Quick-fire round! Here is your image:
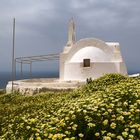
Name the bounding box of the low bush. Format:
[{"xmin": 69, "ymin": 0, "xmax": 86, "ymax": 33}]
[
  {"xmin": 0, "ymin": 74, "xmax": 140, "ymax": 140},
  {"xmin": 0, "ymin": 89, "xmax": 5, "ymax": 95}
]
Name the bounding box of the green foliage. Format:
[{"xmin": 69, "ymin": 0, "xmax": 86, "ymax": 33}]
[
  {"xmin": 0, "ymin": 74, "xmax": 140, "ymax": 140},
  {"xmin": 0, "ymin": 89, "xmax": 5, "ymax": 95}
]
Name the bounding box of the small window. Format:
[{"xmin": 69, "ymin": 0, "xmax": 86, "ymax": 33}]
[{"xmin": 83, "ymin": 59, "xmax": 90, "ymax": 67}]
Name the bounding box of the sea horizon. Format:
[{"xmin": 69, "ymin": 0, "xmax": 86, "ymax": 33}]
[
  {"xmin": 0, "ymin": 70, "xmax": 139, "ymax": 89},
  {"xmin": 0, "ymin": 71, "xmax": 59, "ymax": 89}
]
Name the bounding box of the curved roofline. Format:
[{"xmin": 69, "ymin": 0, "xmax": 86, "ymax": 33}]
[
  {"xmin": 75, "ymin": 37, "xmax": 107, "ymax": 45},
  {"xmin": 65, "ymin": 37, "xmax": 114, "ymax": 62}
]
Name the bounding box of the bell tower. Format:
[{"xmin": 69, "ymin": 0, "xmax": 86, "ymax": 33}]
[{"xmin": 66, "ymin": 18, "xmax": 76, "ymax": 47}]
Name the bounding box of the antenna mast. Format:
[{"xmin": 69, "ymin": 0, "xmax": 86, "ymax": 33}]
[{"xmin": 12, "ymin": 18, "xmax": 15, "ymax": 93}]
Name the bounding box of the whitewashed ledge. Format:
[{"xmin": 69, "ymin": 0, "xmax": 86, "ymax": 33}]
[
  {"xmin": 129, "ymin": 73, "xmax": 140, "ymax": 78},
  {"xmin": 6, "ymin": 78, "xmax": 85, "ymax": 95}
]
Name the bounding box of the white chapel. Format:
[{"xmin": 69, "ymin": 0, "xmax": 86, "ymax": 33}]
[{"xmin": 59, "ymin": 18, "xmax": 127, "ymax": 81}]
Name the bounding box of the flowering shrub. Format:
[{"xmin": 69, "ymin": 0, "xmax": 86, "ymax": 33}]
[{"xmin": 0, "ymin": 74, "xmax": 140, "ymax": 140}]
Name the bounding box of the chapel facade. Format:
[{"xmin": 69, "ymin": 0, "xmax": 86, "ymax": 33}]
[{"xmin": 59, "ymin": 19, "xmax": 127, "ymax": 81}]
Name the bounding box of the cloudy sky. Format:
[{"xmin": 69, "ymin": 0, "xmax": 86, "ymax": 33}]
[{"xmin": 0, "ymin": 0, "xmax": 140, "ymax": 73}]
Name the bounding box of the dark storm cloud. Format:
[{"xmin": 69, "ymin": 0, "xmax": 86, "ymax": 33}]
[{"xmin": 0, "ymin": 0, "xmax": 140, "ymax": 73}]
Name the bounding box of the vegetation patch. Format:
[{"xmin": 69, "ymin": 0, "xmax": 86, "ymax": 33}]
[
  {"xmin": 0, "ymin": 74, "xmax": 140, "ymax": 140},
  {"xmin": 0, "ymin": 89, "xmax": 5, "ymax": 95}
]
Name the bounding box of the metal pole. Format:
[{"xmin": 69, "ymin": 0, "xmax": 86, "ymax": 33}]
[
  {"xmin": 15, "ymin": 59, "xmax": 16, "ymax": 80},
  {"xmin": 12, "ymin": 18, "xmax": 15, "ymax": 93}
]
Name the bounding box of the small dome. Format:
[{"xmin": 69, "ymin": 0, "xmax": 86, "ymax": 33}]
[{"xmin": 70, "ymin": 46, "xmax": 111, "ymax": 62}]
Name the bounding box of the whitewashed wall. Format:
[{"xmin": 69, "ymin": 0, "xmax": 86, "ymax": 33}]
[
  {"xmin": 60, "ymin": 38, "xmax": 127, "ymax": 81},
  {"xmin": 63, "ymin": 62, "xmax": 127, "ymax": 81}
]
